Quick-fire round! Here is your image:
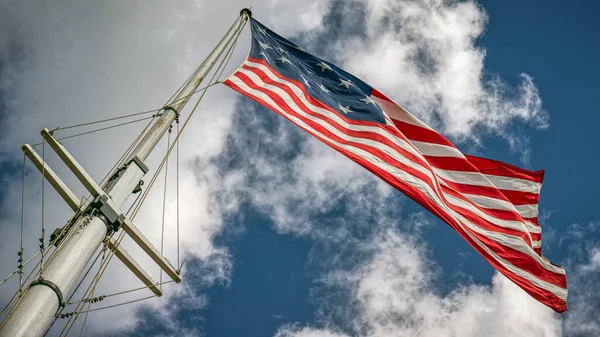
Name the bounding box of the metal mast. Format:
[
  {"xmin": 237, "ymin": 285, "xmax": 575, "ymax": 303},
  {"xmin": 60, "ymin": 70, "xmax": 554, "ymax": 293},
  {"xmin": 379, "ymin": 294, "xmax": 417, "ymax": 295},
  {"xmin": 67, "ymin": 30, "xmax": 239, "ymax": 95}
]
[{"xmin": 0, "ymin": 9, "xmax": 251, "ymax": 337}]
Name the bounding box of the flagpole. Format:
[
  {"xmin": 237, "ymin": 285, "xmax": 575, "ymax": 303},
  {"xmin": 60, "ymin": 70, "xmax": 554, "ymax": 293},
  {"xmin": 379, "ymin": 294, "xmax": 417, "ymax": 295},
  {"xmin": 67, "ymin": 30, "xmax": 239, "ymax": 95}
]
[{"xmin": 0, "ymin": 9, "xmax": 251, "ymax": 337}]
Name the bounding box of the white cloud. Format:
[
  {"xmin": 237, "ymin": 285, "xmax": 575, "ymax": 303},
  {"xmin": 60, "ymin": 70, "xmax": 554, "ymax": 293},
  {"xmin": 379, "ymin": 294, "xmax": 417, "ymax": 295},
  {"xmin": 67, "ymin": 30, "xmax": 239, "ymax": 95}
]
[
  {"xmin": 561, "ymin": 244, "xmax": 600, "ymax": 336},
  {"xmin": 332, "ymin": 0, "xmax": 546, "ymax": 153},
  {"xmin": 277, "ymin": 229, "xmax": 563, "ymax": 337}
]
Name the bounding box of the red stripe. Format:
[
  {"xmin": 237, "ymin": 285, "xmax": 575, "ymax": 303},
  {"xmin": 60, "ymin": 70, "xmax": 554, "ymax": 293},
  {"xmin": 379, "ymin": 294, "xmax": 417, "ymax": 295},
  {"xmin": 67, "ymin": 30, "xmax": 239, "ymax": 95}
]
[
  {"xmin": 393, "ymin": 119, "xmax": 455, "ymax": 147},
  {"xmin": 526, "ymin": 217, "xmax": 540, "ymax": 226},
  {"xmin": 500, "ymin": 189, "xmax": 540, "ymax": 206},
  {"xmin": 466, "ymin": 155, "xmax": 545, "ymax": 183}
]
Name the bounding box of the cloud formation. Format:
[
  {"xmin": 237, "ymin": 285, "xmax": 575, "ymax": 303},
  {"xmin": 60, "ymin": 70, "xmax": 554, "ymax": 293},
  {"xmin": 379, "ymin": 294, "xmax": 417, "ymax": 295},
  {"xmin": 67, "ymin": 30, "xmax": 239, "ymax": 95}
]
[
  {"xmin": 312, "ymin": 0, "xmax": 546, "ymax": 158},
  {"xmin": 0, "ymin": 0, "xmax": 591, "ymax": 336},
  {"xmin": 276, "ymin": 229, "xmax": 565, "ymax": 337}
]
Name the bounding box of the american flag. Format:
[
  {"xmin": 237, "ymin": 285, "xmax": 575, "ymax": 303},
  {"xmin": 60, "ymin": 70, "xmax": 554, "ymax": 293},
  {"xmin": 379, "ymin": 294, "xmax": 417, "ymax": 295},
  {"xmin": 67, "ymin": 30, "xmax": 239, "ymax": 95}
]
[{"xmin": 223, "ymin": 18, "xmax": 567, "ymax": 312}]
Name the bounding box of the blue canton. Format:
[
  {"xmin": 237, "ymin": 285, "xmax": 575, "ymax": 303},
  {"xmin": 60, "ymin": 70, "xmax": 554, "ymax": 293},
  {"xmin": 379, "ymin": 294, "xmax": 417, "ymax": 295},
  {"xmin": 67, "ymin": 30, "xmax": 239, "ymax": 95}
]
[{"xmin": 248, "ymin": 18, "xmax": 387, "ymax": 125}]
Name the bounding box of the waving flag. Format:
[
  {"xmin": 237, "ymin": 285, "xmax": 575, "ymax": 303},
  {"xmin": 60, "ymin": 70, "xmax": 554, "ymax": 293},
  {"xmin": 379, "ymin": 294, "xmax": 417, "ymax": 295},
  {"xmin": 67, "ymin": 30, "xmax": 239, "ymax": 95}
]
[{"xmin": 224, "ymin": 18, "xmax": 567, "ymax": 312}]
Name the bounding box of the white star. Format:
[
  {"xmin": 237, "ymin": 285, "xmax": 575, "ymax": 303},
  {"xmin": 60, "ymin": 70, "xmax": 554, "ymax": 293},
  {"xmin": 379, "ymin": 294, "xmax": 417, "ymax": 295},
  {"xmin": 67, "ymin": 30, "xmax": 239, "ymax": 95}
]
[
  {"xmin": 277, "ymin": 47, "xmax": 290, "ymax": 56},
  {"xmin": 259, "ymin": 52, "xmax": 271, "ymax": 64},
  {"xmin": 259, "ymin": 42, "xmax": 272, "ymax": 50},
  {"xmin": 257, "ymin": 26, "xmax": 268, "ymax": 36},
  {"xmin": 300, "ymin": 75, "xmax": 311, "ymax": 88},
  {"xmin": 338, "ymin": 79, "xmax": 354, "ymax": 89},
  {"xmin": 337, "ymin": 104, "xmax": 352, "ymax": 114},
  {"xmin": 277, "ymin": 56, "xmax": 292, "ymax": 64},
  {"xmin": 359, "ymin": 96, "xmax": 376, "ymax": 105},
  {"xmin": 316, "ymin": 62, "xmax": 332, "ymax": 72},
  {"xmin": 318, "ymin": 83, "xmax": 330, "ymax": 94}
]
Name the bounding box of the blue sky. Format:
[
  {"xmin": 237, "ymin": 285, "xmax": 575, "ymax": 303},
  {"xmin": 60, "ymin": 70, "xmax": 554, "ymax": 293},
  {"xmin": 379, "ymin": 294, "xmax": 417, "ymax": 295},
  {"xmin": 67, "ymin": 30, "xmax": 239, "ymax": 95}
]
[{"xmin": 1, "ymin": 1, "xmax": 599, "ymax": 336}]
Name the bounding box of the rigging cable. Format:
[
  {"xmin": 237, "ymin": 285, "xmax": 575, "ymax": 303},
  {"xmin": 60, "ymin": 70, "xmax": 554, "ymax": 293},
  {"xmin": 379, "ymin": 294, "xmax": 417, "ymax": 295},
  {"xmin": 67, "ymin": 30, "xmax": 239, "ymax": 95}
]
[
  {"xmin": 52, "ymin": 108, "xmax": 161, "ymax": 132},
  {"xmin": 77, "ymin": 249, "xmax": 106, "ymax": 337},
  {"xmin": 1, "ymin": 199, "xmax": 89, "ymax": 323},
  {"xmin": 2, "ymin": 196, "xmax": 94, "ymax": 328},
  {"xmin": 18, "ymin": 154, "xmax": 25, "ymax": 294},
  {"xmin": 160, "ymin": 129, "xmax": 171, "ymax": 289},
  {"xmin": 0, "ymin": 252, "xmax": 40, "ymax": 288},
  {"xmin": 54, "ymin": 115, "xmax": 157, "ymax": 142},
  {"xmin": 176, "ymin": 120, "xmax": 181, "ymax": 270},
  {"xmin": 100, "ymin": 113, "xmax": 159, "ymax": 188},
  {"xmin": 58, "ymin": 248, "xmax": 106, "ymax": 337},
  {"xmin": 66, "ymin": 280, "xmax": 174, "ymax": 306},
  {"xmin": 39, "ymin": 138, "xmax": 46, "ymax": 275}
]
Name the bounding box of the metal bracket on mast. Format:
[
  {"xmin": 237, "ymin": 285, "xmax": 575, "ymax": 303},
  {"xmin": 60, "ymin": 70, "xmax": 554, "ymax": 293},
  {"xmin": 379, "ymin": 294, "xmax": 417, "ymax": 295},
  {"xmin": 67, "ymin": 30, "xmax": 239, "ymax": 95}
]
[{"xmin": 22, "ymin": 143, "xmax": 164, "ymax": 295}]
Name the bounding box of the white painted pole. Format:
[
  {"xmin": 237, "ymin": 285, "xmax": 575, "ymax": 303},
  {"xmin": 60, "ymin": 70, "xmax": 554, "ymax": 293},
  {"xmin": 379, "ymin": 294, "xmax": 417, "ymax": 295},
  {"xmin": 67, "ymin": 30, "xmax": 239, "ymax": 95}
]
[{"xmin": 0, "ymin": 9, "xmax": 251, "ymax": 337}]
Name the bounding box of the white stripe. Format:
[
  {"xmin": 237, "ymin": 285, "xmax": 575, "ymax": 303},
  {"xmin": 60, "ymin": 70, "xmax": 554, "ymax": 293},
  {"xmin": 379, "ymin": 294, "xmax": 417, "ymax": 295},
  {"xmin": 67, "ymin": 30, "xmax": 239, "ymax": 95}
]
[
  {"xmin": 410, "ymin": 141, "xmax": 465, "ymax": 158},
  {"xmin": 484, "ymin": 175, "xmax": 542, "ymax": 194},
  {"xmin": 525, "ymin": 220, "xmax": 540, "ymax": 232},
  {"xmin": 515, "ymin": 204, "xmax": 539, "ymax": 219},
  {"xmin": 533, "ymin": 240, "xmax": 542, "ymax": 249},
  {"xmin": 435, "ymin": 168, "xmax": 541, "ymax": 194},
  {"xmin": 462, "ymin": 193, "xmax": 516, "ymax": 212},
  {"xmin": 434, "ymin": 168, "xmax": 496, "ymax": 188},
  {"xmin": 371, "ymin": 96, "xmax": 432, "ymax": 130},
  {"xmin": 229, "ymin": 71, "xmax": 565, "ymax": 281}
]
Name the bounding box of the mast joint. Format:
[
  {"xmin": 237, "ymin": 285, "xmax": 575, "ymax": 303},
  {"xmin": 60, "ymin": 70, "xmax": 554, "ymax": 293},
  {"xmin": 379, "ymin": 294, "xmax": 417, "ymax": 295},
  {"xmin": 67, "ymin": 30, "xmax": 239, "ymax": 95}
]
[
  {"xmin": 162, "ymin": 105, "xmax": 179, "ymax": 121},
  {"xmin": 29, "ymin": 278, "xmax": 65, "ymax": 308},
  {"xmin": 240, "ymin": 8, "xmax": 252, "ymax": 17},
  {"xmin": 88, "ymin": 195, "xmax": 125, "ymax": 232}
]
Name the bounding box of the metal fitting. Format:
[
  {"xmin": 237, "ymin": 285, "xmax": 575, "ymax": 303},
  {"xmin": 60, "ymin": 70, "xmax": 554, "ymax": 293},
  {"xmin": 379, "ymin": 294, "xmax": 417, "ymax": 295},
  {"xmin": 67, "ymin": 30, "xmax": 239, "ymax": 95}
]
[
  {"xmin": 30, "ymin": 278, "xmax": 65, "ymax": 308},
  {"xmin": 240, "ymin": 8, "xmax": 252, "ymax": 17}
]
